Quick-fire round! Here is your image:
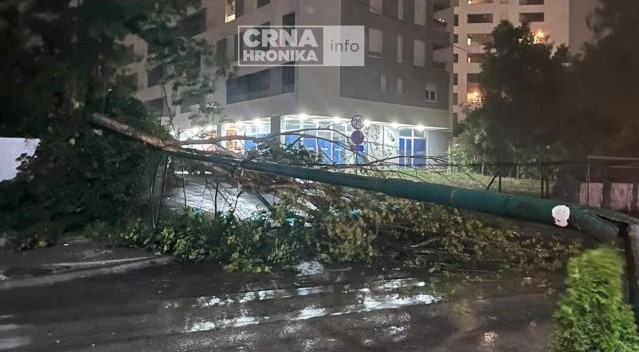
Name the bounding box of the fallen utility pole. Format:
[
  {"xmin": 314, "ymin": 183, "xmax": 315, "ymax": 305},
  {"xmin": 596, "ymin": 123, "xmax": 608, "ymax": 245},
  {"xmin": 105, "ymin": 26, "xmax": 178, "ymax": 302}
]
[{"xmin": 92, "ymin": 114, "xmax": 639, "ymax": 315}]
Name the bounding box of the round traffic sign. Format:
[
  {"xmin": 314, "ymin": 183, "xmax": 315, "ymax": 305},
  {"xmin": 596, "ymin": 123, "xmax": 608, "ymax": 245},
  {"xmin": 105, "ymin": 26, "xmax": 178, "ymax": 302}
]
[
  {"xmin": 351, "ymin": 114, "xmax": 365, "ymax": 130},
  {"xmin": 351, "ymin": 130, "xmax": 365, "ymax": 145}
]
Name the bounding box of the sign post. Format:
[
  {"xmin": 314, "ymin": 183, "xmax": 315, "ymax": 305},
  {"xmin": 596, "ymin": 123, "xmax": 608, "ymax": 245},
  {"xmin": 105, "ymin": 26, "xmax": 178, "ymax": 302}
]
[{"xmin": 350, "ymin": 114, "xmax": 365, "ymax": 174}]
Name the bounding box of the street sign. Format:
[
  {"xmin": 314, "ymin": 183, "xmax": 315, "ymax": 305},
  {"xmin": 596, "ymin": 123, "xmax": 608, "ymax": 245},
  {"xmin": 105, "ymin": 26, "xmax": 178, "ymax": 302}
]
[
  {"xmin": 349, "ymin": 144, "xmax": 365, "ymax": 152},
  {"xmin": 351, "ymin": 114, "xmax": 364, "ymax": 130},
  {"xmin": 350, "ymin": 130, "xmax": 365, "ymax": 145}
]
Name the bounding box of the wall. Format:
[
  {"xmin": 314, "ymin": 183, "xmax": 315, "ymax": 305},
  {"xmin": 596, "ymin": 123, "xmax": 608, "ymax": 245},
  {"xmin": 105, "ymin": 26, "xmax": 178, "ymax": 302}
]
[{"xmin": 579, "ymin": 183, "xmax": 639, "ymax": 215}]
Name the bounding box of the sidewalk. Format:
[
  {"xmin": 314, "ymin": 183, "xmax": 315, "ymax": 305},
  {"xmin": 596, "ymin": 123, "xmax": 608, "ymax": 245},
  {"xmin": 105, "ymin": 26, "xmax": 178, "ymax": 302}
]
[{"xmin": 0, "ymin": 236, "xmax": 173, "ymax": 290}]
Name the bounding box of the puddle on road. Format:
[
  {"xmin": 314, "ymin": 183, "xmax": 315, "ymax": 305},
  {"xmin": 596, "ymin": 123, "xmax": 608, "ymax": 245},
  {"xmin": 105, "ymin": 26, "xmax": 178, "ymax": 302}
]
[
  {"xmin": 184, "ymin": 277, "xmax": 441, "ymax": 333},
  {"xmin": 0, "ymin": 322, "xmax": 33, "ymax": 351}
]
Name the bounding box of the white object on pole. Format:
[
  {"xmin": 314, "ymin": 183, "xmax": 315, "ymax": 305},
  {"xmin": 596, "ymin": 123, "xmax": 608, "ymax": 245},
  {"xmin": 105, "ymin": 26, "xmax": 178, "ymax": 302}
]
[{"xmin": 552, "ymin": 205, "xmax": 571, "ymax": 228}]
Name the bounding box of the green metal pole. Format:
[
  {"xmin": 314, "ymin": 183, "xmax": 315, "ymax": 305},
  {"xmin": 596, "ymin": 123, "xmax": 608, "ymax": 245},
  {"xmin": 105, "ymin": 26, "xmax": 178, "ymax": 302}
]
[
  {"xmin": 168, "ymin": 149, "xmax": 629, "ymax": 242},
  {"xmin": 158, "ymin": 147, "xmax": 639, "ymax": 316}
]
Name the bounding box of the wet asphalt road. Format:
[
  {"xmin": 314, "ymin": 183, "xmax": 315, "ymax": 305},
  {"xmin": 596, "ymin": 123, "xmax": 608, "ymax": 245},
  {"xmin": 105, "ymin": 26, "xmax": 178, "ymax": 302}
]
[{"xmin": 0, "ymin": 262, "xmax": 559, "ymax": 351}]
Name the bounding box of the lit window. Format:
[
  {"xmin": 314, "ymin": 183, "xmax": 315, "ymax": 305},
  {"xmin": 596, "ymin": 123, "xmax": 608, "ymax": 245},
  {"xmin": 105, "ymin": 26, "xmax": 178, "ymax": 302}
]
[
  {"xmin": 467, "ymin": 91, "xmax": 481, "ymax": 103},
  {"xmin": 225, "ymin": 0, "xmax": 236, "ymax": 22},
  {"xmin": 467, "ymin": 53, "xmax": 485, "ymax": 63},
  {"xmin": 467, "ymin": 33, "xmax": 491, "ymax": 46},
  {"xmin": 533, "ymin": 30, "xmax": 547, "ymax": 44}
]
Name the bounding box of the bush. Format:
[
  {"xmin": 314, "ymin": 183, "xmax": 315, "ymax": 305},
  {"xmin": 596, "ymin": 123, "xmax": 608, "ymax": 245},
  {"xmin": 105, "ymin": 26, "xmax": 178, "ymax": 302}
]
[
  {"xmin": 0, "ymin": 93, "xmax": 167, "ymax": 245},
  {"xmin": 552, "ymin": 247, "xmax": 639, "ymax": 352},
  {"xmin": 116, "ymin": 208, "xmax": 310, "ymax": 272}
]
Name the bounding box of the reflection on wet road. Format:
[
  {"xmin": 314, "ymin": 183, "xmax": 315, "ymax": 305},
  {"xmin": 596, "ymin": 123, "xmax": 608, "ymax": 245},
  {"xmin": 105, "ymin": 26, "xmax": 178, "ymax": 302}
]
[{"xmin": 0, "ymin": 262, "xmax": 559, "ymax": 351}]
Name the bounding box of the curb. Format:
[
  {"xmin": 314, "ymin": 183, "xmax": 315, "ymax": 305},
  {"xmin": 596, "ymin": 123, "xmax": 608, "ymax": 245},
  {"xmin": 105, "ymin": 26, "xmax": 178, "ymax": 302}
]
[{"xmin": 0, "ymin": 256, "xmax": 174, "ymax": 291}]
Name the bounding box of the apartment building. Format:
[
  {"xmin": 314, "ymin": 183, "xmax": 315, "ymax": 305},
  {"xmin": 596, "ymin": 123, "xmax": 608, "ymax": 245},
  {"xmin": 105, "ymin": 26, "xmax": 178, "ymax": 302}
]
[
  {"xmin": 123, "ymin": 0, "xmax": 453, "ymax": 166},
  {"xmin": 452, "ymin": 0, "xmax": 598, "ymax": 125}
]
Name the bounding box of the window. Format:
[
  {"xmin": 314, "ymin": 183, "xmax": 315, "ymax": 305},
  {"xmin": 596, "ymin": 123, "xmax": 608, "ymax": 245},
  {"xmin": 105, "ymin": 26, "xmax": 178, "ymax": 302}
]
[
  {"xmin": 454, "ymin": 34, "xmax": 459, "ymax": 43},
  {"xmin": 467, "ymin": 73, "xmax": 481, "ymax": 83},
  {"xmin": 227, "ymin": 69, "xmax": 271, "ymax": 104},
  {"xmin": 257, "ymin": 0, "xmax": 270, "ymax": 8},
  {"xmin": 398, "ymin": 0, "xmax": 404, "ymax": 20},
  {"xmin": 520, "ymin": 12, "xmax": 544, "ymax": 22},
  {"xmin": 179, "ymin": 10, "xmax": 206, "ymax": 37},
  {"xmin": 282, "ymin": 64, "xmax": 295, "ymax": 93},
  {"xmin": 368, "ymin": 28, "xmax": 382, "ymax": 58},
  {"xmin": 145, "ymin": 98, "xmax": 166, "ymax": 117},
  {"xmin": 399, "ymin": 128, "xmax": 427, "ymax": 167},
  {"xmin": 397, "ymin": 35, "xmax": 403, "ymax": 63},
  {"xmin": 397, "ymin": 78, "xmax": 403, "ymax": 94},
  {"xmin": 216, "ymin": 38, "xmax": 227, "ymax": 63},
  {"xmin": 467, "ymin": 33, "xmax": 491, "ymax": 46},
  {"xmin": 236, "ymin": 0, "xmax": 244, "ymax": 17},
  {"xmin": 413, "ymin": 39, "xmax": 425, "ymax": 67},
  {"xmin": 467, "ymin": 53, "xmax": 485, "ymax": 63},
  {"xmin": 453, "ymin": 93, "xmax": 458, "ymax": 105},
  {"xmin": 380, "ymin": 74, "xmax": 387, "ymax": 94},
  {"xmin": 454, "ymin": 15, "xmax": 459, "ymax": 26},
  {"xmin": 180, "ymin": 94, "xmax": 200, "ymax": 114},
  {"xmin": 453, "ymin": 53, "xmax": 458, "ymax": 63},
  {"xmin": 467, "ymin": 89, "xmax": 481, "ymax": 103},
  {"xmin": 520, "ymin": 0, "xmax": 544, "ymax": 4},
  {"xmin": 282, "ymin": 12, "xmax": 295, "ymax": 27},
  {"xmin": 467, "ymin": 14, "xmax": 493, "ymax": 24},
  {"xmin": 414, "ymin": 0, "xmax": 426, "ymax": 25},
  {"xmin": 147, "ymin": 65, "xmax": 164, "ymax": 87},
  {"xmin": 453, "ymin": 73, "xmax": 458, "ymax": 85},
  {"xmin": 370, "ymin": 0, "xmax": 383, "ymax": 14},
  {"xmin": 425, "ymin": 84, "xmax": 437, "ymax": 102},
  {"xmin": 467, "ymin": 0, "xmax": 493, "ymax": 3},
  {"xmin": 225, "ymin": 0, "xmax": 236, "ymax": 22}
]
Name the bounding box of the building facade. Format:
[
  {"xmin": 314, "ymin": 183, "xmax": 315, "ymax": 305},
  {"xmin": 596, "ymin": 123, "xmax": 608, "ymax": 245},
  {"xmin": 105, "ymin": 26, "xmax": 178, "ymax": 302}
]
[
  {"xmin": 123, "ymin": 0, "xmax": 453, "ymax": 166},
  {"xmin": 452, "ymin": 0, "xmax": 598, "ymax": 124}
]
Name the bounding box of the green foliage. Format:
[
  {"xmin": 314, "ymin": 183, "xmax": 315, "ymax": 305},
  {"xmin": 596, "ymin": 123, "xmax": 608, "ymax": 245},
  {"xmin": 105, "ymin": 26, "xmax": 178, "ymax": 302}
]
[
  {"xmin": 325, "ymin": 213, "xmax": 377, "ymax": 262},
  {"xmin": 458, "ymin": 21, "xmax": 569, "ymax": 165},
  {"xmin": 552, "ymin": 248, "xmax": 639, "ymax": 352},
  {"xmin": 0, "ymin": 92, "xmax": 166, "ymax": 241},
  {"xmin": 447, "ymin": 143, "xmax": 474, "ymax": 173},
  {"xmin": 115, "ymin": 208, "xmax": 309, "ymax": 272},
  {"xmin": 110, "ymin": 187, "xmax": 581, "ymax": 274},
  {"xmin": 0, "ymin": 0, "xmax": 222, "ymax": 244}
]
